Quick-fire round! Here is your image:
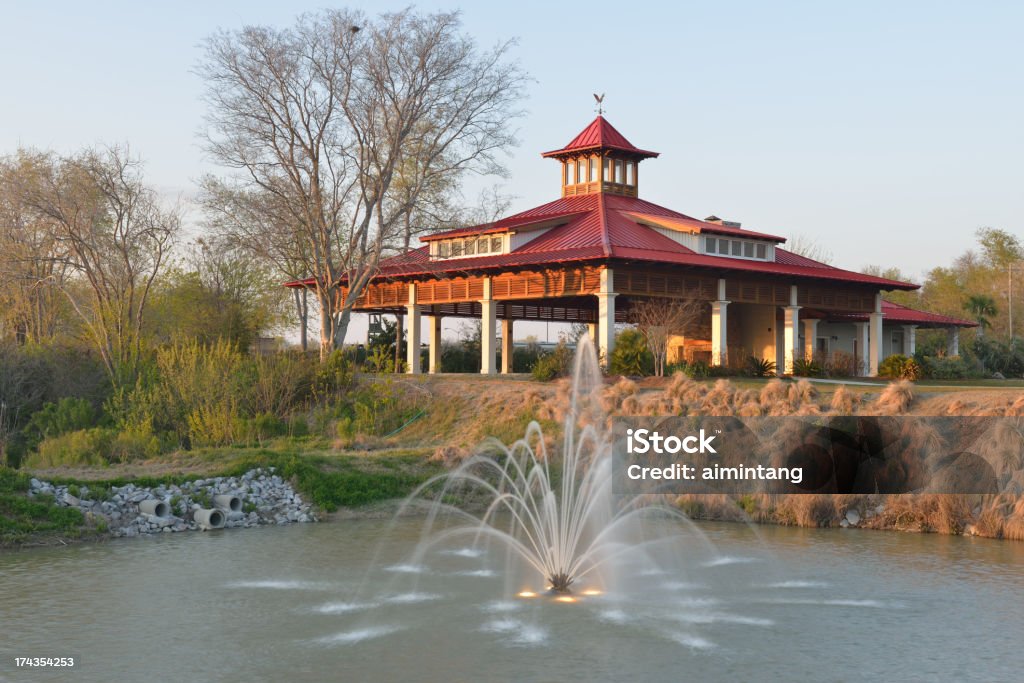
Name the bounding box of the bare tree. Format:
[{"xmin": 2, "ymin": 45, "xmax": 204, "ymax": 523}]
[
  {"xmin": 14, "ymin": 147, "xmax": 180, "ymax": 380},
  {"xmin": 197, "ymin": 8, "xmax": 527, "ymax": 361},
  {"xmin": 199, "ymin": 181, "xmax": 315, "ymax": 350},
  {"xmin": 786, "ymin": 234, "xmax": 834, "ymax": 265},
  {"xmin": 629, "ymin": 297, "xmax": 703, "ymax": 377},
  {"xmin": 0, "ymin": 151, "xmax": 71, "ymax": 343}
]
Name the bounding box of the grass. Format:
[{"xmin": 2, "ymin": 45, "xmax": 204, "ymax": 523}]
[
  {"xmin": 0, "ymin": 467, "xmax": 90, "ymax": 546},
  {"xmin": 3, "ymin": 442, "xmax": 446, "ymax": 546}
]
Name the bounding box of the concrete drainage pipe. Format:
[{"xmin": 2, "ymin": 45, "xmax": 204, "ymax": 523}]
[
  {"xmin": 194, "ymin": 508, "xmax": 225, "ymax": 530},
  {"xmin": 139, "ymin": 499, "xmax": 170, "ymax": 518},
  {"xmin": 213, "ymin": 495, "xmax": 242, "ymax": 513}
]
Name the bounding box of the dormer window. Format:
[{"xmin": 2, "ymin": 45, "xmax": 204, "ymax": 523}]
[
  {"xmin": 704, "ymin": 235, "xmax": 772, "ymax": 261},
  {"xmin": 429, "ymin": 233, "xmax": 508, "ymax": 260}
]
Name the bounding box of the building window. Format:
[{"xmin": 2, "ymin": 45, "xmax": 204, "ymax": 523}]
[
  {"xmin": 478, "ymin": 237, "xmax": 489, "ymax": 253},
  {"xmin": 625, "ymin": 162, "xmax": 634, "ymax": 186},
  {"xmin": 565, "ymin": 161, "xmax": 574, "ymax": 185},
  {"xmin": 491, "ymin": 236, "xmax": 503, "ymax": 253},
  {"xmin": 702, "ymin": 235, "xmax": 771, "ymax": 261},
  {"xmin": 465, "ymin": 238, "xmax": 476, "ymax": 255},
  {"xmin": 438, "ymin": 241, "xmax": 450, "ymax": 258},
  {"xmin": 614, "ymin": 160, "xmax": 624, "ymax": 183},
  {"xmin": 603, "ymin": 158, "xmax": 613, "ymax": 181},
  {"xmin": 451, "ymin": 239, "xmax": 463, "ymax": 257},
  {"xmin": 577, "ymin": 158, "xmax": 587, "ymax": 184},
  {"xmin": 589, "ymin": 156, "xmax": 598, "ymax": 182}
]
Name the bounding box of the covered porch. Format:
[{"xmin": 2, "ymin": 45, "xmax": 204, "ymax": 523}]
[{"xmin": 346, "ymin": 262, "xmax": 903, "ymax": 378}]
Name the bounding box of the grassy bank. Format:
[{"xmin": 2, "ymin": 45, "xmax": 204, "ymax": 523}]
[
  {"xmin": 6, "ymin": 373, "xmax": 1024, "ymax": 548},
  {"xmin": 0, "ymin": 467, "xmax": 94, "ymax": 547},
  {"xmin": 1, "ymin": 446, "xmax": 444, "ymax": 548}
]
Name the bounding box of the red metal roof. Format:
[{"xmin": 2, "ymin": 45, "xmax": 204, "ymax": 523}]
[
  {"xmin": 283, "ymin": 117, "xmax": 921, "ymax": 296},
  {"xmin": 541, "ymin": 116, "xmax": 659, "ymax": 159},
  {"xmin": 283, "ymin": 193, "xmax": 919, "ymax": 292},
  {"xmin": 420, "ymin": 209, "xmax": 587, "ymax": 241},
  {"xmin": 822, "ymin": 301, "xmax": 978, "ymax": 328}
]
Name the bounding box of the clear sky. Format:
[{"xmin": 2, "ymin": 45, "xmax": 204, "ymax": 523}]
[{"xmin": 2, "ymin": 1, "xmax": 1022, "ymax": 344}]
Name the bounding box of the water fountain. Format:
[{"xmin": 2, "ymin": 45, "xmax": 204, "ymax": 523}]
[{"xmin": 398, "ymin": 335, "xmax": 699, "ymax": 598}]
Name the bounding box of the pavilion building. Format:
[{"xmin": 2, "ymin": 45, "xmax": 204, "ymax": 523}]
[{"xmin": 288, "ymin": 115, "xmax": 975, "ymax": 376}]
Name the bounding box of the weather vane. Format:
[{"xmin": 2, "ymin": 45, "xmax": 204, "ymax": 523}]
[{"xmin": 593, "ymin": 93, "xmax": 605, "ymax": 115}]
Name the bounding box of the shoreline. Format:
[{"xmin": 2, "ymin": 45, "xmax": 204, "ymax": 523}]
[{"xmin": 5, "ymin": 489, "xmax": 1022, "ymax": 554}]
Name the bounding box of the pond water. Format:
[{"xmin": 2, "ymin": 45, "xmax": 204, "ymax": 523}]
[{"xmin": 2, "ymin": 519, "xmax": 1022, "ymax": 682}]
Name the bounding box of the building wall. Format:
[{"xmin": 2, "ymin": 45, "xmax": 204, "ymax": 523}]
[{"xmin": 732, "ymin": 303, "xmax": 776, "ymax": 364}]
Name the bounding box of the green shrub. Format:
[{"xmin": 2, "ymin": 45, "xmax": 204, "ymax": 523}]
[
  {"xmin": 349, "ymin": 379, "xmax": 424, "ymax": 436},
  {"xmin": 708, "ymin": 364, "xmax": 739, "ymax": 377},
  {"xmin": 917, "ymin": 355, "xmax": 974, "ymax": 380},
  {"xmin": 665, "ymin": 361, "xmax": 688, "ymax": 376},
  {"xmin": 127, "ymin": 338, "xmax": 252, "ymax": 447},
  {"xmin": 791, "ymin": 358, "xmax": 824, "ymax": 377},
  {"xmin": 745, "ymin": 356, "xmax": 776, "ymax": 377},
  {"xmin": 879, "ymin": 354, "xmax": 921, "ymax": 380},
  {"xmin": 531, "ymin": 343, "xmax": 574, "ymax": 381},
  {"xmin": 512, "ymin": 342, "xmax": 544, "ymax": 373},
  {"xmin": 109, "ymin": 428, "xmax": 163, "ymax": 463},
  {"xmin": 23, "ymin": 397, "xmax": 97, "ymax": 446},
  {"xmin": 314, "ymin": 349, "xmax": 354, "ymax": 399},
  {"xmin": 608, "ymin": 329, "xmax": 654, "ymax": 376},
  {"xmin": 365, "ymin": 345, "xmax": 398, "ymax": 373},
  {"xmin": 971, "ymin": 337, "xmax": 1024, "ymax": 378},
  {"xmin": 251, "ymin": 352, "xmax": 316, "ymax": 415},
  {"xmin": 288, "ymin": 416, "xmax": 310, "ymax": 438},
  {"xmin": 25, "ymin": 429, "xmax": 112, "ymax": 468},
  {"xmin": 683, "ymin": 360, "xmax": 709, "ymax": 379}
]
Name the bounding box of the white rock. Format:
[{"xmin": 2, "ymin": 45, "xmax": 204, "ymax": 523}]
[{"xmin": 845, "ymin": 510, "xmax": 861, "ymax": 525}]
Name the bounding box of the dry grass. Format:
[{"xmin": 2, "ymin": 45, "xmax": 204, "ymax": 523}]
[
  {"xmin": 412, "ymin": 374, "xmax": 1024, "ymax": 542},
  {"xmin": 871, "ymin": 380, "xmax": 915, "ymax": 415},
  {"xmin": 774, "ymin": 495, "xmax": 837, "ymax": 528},
  {"xmin": 829, "ymin": 385, "xmax": 860, "ymax": 414}
]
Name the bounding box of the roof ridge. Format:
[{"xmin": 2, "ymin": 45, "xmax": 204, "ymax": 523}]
[{"xmin": 598, "ymin": 191, "xmax": 612, "ymax": 258}]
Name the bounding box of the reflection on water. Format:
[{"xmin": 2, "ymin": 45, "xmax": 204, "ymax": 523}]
[{"xmin": 1, "ymin": 520, "xmax": 1023, "ymax": 682}]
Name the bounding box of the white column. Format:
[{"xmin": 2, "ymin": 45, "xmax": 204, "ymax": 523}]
[
  {"xmin": 480, "ymin": 277, "xmax": 496, "ymax": 375},
  {"xmin": 902, "ymin": 325, "xmax": 917, "ymax": 356},
  {"xmin": 711, "ymin": 278, "xmax": 729, "ymax": 367},
  {"xmin": 780, "ymin": 285, "xmax": 800, "ymax": 375},
  {"xmin": 868, "ymin": 293, "xmax": 883, "ymax": 377},
  {"xmin": 501, "ymin": 319, "xmax": 514, "ymax": 374},
  {"xmin": 802, "ymin": 318, "xmax": 819, "ymax": 363},
  {"xmin": 853, "ymin": 322, "xmax": 870, "ymax": 376},
  {"xmin": 587, "ymin": 322, "xmax": 598, "ymax": 342},
  {"xmin": 405, "ymin": 284, "xmax": 421, "ymax": 374},
  {"xmin": 947, "ymin": 328, "xmax": 960, "ymax": 356},
  {"xmin": 427, "ymin": 315, "xmax": 442, "ymax": 374},
  {"xmin": 596, "ymin": 268, "xmax": 617, "ymax": 368}
]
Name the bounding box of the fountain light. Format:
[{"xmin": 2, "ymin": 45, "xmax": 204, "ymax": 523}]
[
  {"xmin": 554, "ymin": 596, "xmax": 577, "ymax": 603},
  {"xmin": 517, "ymin": 590, "xmax": 538, "ymax": 598},
  {"xmin": 581, "ymin": 589, "xmax": 603, "ymax": 597}
]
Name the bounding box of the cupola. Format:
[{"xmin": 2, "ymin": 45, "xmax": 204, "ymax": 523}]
[{"xmin": 541, "ymin": 115, "xmax": 659, "ymax": 198}]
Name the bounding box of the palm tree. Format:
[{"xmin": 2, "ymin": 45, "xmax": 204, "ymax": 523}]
[{"xmin": 964, "ymin": 294, "xmax": 998, "ymax": 337}]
